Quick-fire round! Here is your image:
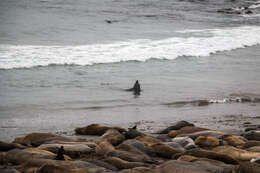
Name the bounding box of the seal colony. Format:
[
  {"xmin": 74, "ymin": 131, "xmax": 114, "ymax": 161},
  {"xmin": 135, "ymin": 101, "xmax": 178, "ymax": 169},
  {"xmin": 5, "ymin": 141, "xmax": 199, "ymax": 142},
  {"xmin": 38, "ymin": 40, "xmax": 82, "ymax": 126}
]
[{"xmin": 1, "ymin": 121, "xmax": 260, "ymax": 173}]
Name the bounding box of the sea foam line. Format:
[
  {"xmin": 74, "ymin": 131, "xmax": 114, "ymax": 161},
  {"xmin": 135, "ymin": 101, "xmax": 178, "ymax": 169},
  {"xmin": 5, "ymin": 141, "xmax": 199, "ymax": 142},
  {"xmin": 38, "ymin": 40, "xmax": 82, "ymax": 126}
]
[{"xmin": 1, "ymin": 26, "xmax": 260, "ymax": 69}]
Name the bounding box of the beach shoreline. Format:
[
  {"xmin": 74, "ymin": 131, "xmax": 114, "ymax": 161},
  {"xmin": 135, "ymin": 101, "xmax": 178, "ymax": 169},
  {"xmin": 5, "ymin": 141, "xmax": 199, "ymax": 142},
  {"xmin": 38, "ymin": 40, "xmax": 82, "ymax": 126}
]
[{"xmin": 1, "ymin": 119, "xmax": 260, "ymax": 173}]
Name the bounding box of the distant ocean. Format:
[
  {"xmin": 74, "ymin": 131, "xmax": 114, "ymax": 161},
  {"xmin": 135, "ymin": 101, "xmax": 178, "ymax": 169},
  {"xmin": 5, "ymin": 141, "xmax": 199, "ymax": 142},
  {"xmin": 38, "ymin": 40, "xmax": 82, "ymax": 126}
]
[{"xmin": 1, "ymin": 0, "xmax": 260, "ymax": 141}]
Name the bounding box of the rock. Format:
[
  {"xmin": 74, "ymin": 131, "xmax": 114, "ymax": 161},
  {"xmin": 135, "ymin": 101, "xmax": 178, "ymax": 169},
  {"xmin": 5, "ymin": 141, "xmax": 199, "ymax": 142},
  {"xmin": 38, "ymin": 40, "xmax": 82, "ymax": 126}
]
[
  {"xmin": 151, "ymin": 143, "xmax": 183, "ymax": 159},
  {"xmin": 13, "ymin": 132, "xmax": 58, "ymax": 146},
  {"xmin": 220, "ymin": 135, "xmax": 246, "ymax": 147},
  {"xmin": 242, "ymin": 131, "xmax": 260, "ymax": 141},
  {"xmin": 184, "ymin": 148, "xmax": 238, "ymax": 165},
  {"xmin": 122, "ymin": 140, "xmax": 157, "ymax": 157},
  {"xmin": 0, "ymin": 165, "xmax": 20, "ymax": 173},
  {"xmin": 237, "ymin": 162, "xmax": 260, "ymax": 173},
  {"xmin": 103, "ymin": 157, "xmax": 147, "ymax": 170},
  {"xmin": 38, "ymin": 143, "xmax": 93, "ymax": 158},
  {"xmin": 135, "ymin": 136, "xmax": 163, "ymax": 147},
  {"xmin": 168, "ymin": 126, "xmax": 208, "ymax": 138},
  {"xmin": 158, "ymin": 121, "xmax": 194, "ymax": 134},
  {"xmin": 178, "ymin": 130, "xmax": 226, "ymax": 140},
  {"xmin": 5, "ymin": 148, "xmax": 70, "ymax": 165},
  {"xmin": 100, "ymin": 129, "xmax": 125, "ymax": 146},
  {"xmin": 171, "ymin": 137, "xmax": 196, "ymax": 150},
  {"xmin": 75, "ymin": 124, "xmax": 126, "ymax": 136},
  {"xmin": 155, "ymin": 160, "xmax": 234, "ymax": 173},
  {"xmin": 213, "ymin": 146, "xmax": 260, "ymax": 161},
  {"xmin": 195, "ymin": 136, "xmax": 220, "ymax": 148}
]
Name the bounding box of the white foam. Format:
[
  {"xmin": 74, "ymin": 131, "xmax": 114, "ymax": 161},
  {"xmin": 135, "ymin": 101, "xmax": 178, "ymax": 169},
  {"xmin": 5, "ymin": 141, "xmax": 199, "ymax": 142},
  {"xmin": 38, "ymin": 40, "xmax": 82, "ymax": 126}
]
[
  {"xmin": 1, "ymin": 26, "xmax": 260, "ymax": 69},
  {"xmin": 249, "ymin": 4, "xmax": 260, "ymax": 9},
  {"xmin": 249, "ymin": 0, "xmax": 260, "ymax": 9}
]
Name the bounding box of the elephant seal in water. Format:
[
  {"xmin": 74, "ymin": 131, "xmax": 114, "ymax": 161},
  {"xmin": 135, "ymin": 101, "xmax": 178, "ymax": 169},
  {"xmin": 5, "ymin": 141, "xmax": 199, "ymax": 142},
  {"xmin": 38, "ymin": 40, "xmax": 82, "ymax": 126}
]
[{"xmin": 125, "ymin": 80, "xmax": 141, "ymax": 95}]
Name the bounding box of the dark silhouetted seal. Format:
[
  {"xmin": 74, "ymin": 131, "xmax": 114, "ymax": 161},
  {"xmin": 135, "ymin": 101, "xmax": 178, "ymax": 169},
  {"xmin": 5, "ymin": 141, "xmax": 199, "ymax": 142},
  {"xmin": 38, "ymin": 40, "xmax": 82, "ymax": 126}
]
[{"xmin": 125, "ymin": 80, "xmax": 141, "ymax": 95}]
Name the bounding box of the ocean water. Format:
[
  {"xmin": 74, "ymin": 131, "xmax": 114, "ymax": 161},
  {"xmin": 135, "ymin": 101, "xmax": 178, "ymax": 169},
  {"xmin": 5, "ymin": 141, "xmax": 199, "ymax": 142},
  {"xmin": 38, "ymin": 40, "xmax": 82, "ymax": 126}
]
[{"xmin": 1, "ymin": 0, "xmax": 260, "ymax": 141}]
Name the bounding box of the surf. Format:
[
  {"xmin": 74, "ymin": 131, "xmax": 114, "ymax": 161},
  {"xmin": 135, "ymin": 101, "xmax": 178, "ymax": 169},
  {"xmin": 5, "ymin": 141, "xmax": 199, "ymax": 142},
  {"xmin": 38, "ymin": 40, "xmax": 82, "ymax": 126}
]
[{"xmin": 1, "ymin": 25, "xmax": 260, "ymax": 69}]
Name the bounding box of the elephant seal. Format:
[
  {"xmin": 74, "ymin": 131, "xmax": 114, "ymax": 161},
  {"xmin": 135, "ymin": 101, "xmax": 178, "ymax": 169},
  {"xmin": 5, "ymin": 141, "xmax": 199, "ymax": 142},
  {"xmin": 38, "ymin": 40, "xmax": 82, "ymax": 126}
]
[
  {"xmin": 124, "ymin": 126, "xmax": 145, "ymax": 140},
  {"xmin": 195, "ymin": 136, "xmax": 220, "ymax": 148},
  {"xmin": 242, "ymin": 130, "xmax": 260, "ymax": 141},
  {"xmin": 75, "ymin": 124, "xmax": 126, "ymax": 136},
  {"xmin": 220, "ymin": 135, "xmax": 246, "ymax": 147},
  {"xmin": 158, "ymin": 121, "xmax": 194, "ymax": 134},
  {"xmin": 151, "ymin": 143, "xmax": 183, "ymax": 159},
  {"xmin": 168, "ymin": 126, "xmax": 208, "ymax": 138},
  {"xmin": 184, "ymin": 148, "xmax": 238, "ymax": 165},
  {"xmin": 102, "ymin": 157, "xmax": 147, "ymax": 170},
  {"xmin": 125, "ymin": 80, "xmax": 141, "ymax": 95},
  {"xmin": 99, "ymin": 129, "xmax": 125, "ymax": 146},
  {"xmin": 171, "ymin": 137, "xmax": 196, "ymax": 150},
  {"xmin": 213, "ymin": 146, "xmax": 260, "ymax": 161}
]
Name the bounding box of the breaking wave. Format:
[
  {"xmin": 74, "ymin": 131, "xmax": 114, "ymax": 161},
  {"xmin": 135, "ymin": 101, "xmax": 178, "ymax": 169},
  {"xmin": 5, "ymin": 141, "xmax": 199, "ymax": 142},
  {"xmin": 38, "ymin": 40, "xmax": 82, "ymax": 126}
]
[{"xmin": 1, "ymin": 26, "xmax": 260, "ymax": 69}]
